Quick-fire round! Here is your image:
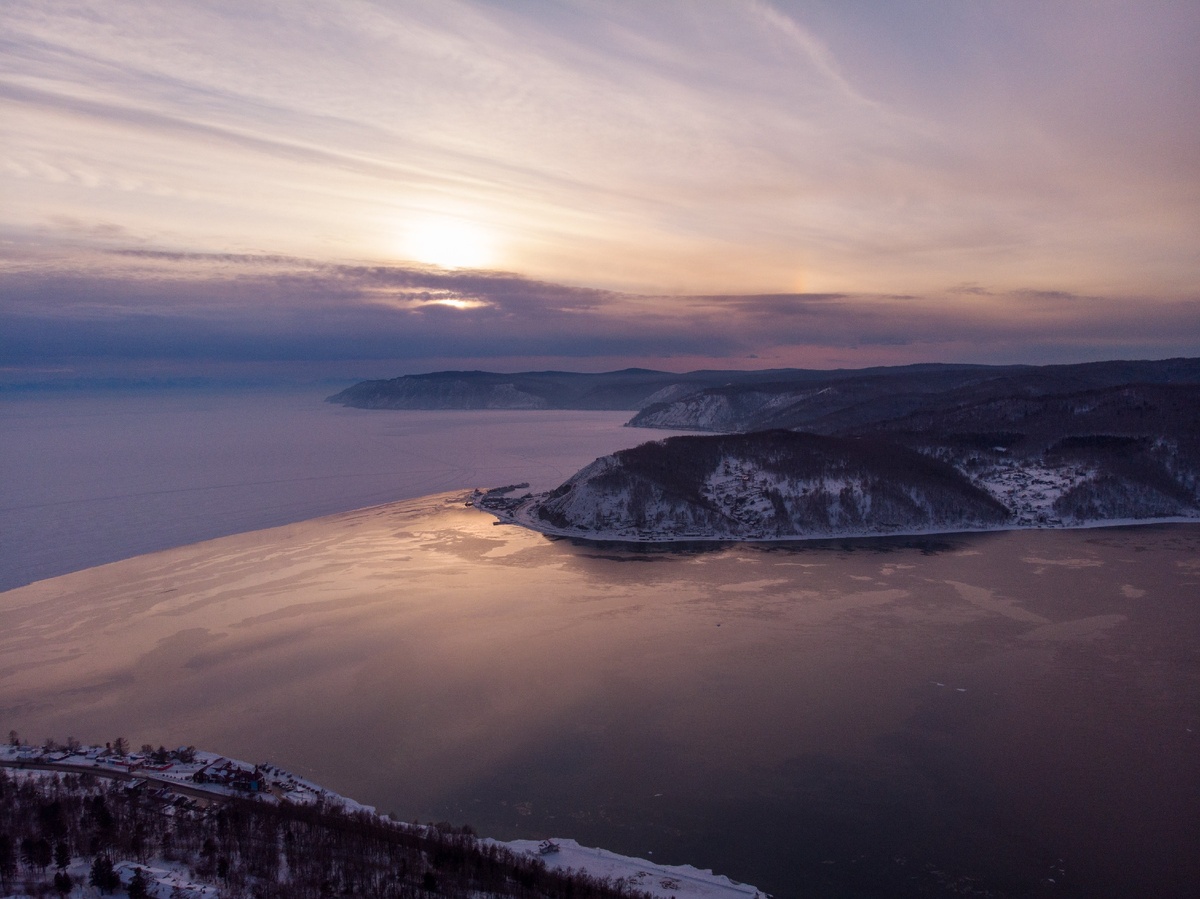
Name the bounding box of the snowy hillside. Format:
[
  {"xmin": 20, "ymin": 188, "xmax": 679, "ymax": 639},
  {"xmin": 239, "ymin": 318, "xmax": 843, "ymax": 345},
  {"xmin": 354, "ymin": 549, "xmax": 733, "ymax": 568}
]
[
  {"xmin": 627, "ymin": 358, "xmax": 1200, "ymax": 433},
  {"xmin": 479, "ymin": 427, "xmax": 1200, "ymax": 542},
  {"xmin": 1, "ymin": 739, "xmax": 763, "ymax": 899},
  {"xmin": 628, "ymin": 387, "xmax": 832, "ymax": 431},
  {"xmin": 481, "ymin": 431, "xmax": 1010, "ymax": 541}
]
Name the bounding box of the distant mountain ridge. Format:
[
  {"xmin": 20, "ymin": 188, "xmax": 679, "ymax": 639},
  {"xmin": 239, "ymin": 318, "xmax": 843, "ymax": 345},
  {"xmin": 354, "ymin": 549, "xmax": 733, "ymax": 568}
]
[
  {"xmin": 627, "ymin": 357, "xmax": 1200, "ymax": 432},
  {"xmin": 326, "ymin": 367, "xmax": 776, "ymax": 410},
  {"xmin": 328, "ymin": 359, "xmax": 1200, "ymax": 431},
  {"xmin": 325, "ymin": 362, "xmax": 1022, "ymax": 411}
]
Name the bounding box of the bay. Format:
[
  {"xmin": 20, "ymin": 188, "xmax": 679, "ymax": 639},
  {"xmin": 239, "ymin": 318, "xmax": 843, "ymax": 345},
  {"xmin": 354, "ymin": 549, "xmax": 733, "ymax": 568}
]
[
  {"xmin": 0, "ymin": 389, "xmax": 686, "ymax": 591},
  {"xmin": 2, "ymin": 493, "xmax": 1197, "ymax": 898}
]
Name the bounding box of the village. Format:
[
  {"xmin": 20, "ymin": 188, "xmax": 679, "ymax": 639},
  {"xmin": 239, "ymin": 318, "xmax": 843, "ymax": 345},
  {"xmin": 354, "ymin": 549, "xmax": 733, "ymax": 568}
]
[{"xmin": 2, "ymin": 737, "xmax": 343, "ymax": 809}]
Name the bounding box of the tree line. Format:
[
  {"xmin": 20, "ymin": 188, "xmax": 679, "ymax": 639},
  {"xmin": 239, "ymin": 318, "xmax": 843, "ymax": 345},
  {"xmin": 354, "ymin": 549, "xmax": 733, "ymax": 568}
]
[{"xmin": 1, "ymin": 743, "xmax": 660, "ymax": 898}]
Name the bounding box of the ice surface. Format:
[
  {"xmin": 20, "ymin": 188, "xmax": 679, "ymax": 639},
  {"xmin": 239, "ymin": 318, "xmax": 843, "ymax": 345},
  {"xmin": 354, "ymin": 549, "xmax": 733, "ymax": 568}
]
[{"xmin": 0, "ymin": 389, "xmax": 687, "ymax": 590}]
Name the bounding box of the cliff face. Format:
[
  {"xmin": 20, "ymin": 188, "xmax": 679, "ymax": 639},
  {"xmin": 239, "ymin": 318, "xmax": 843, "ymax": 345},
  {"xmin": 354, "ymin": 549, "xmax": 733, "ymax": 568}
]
[{"xmin": 525, "ymin": 431, "xmax": 1010, "ymax": 540}]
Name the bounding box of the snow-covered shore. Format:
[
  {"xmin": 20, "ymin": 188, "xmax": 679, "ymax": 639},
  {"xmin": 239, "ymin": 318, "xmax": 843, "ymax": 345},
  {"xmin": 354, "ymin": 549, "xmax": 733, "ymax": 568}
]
[
  {"xmin": 496, "ymin": 839, "xmax": 764, "ymax": 899},
  {"xmin": 0, "ymin": 741, "xmax": 764, "ymax": 899}
]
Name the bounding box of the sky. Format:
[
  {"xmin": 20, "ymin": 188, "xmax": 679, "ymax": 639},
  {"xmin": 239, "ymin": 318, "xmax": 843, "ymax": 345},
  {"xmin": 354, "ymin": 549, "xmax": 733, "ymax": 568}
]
[{"xmin": 2, "ymin": 0, "xmax": 1199, "ymax": 383}]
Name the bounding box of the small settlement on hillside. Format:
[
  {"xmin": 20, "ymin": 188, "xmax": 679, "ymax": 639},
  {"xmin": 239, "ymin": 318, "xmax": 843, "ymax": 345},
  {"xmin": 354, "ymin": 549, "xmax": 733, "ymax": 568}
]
[
  {"xmin": 1, "ymin": 739, "xmax": 765, "ymax": 899},
  {"xmin": 1, "ymin": 740, "xmax": 341, "ymax": 806}
]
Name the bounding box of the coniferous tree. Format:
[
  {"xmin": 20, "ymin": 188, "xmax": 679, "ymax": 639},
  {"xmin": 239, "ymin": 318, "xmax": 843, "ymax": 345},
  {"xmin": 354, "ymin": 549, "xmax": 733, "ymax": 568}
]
[
  {"xmin": 90, "ymin": 855, "xmax": 119, "ymax": 895},
  {"xmin": 40, "ymin": 799, "xmax": 67, "ymax": 840},
  {"xmin": 0, "ymin": 834, "xmax": 14, "ymax": 891},
  {"xmin": 30, "ymin": 836, "xmax": 53, "ymax": 873},
  {"xmin": 127, "ymin": 866, "xmax": 151, "ymax": 899},
  {"xmin": 53, "ymin": 870, "xmax": 73, "ymax": 897}
]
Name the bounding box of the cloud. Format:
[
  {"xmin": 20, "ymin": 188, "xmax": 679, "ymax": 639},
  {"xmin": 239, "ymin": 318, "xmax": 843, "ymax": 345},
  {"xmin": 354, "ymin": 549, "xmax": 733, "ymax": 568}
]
[
  {"xmin": 1, "ymin": 0, "xmax": 1198, "ymax": 381},
  {"xmin": 4, "ymin": 0, "xmax": 1197, "ymax": 298},
  {"xmin": 2, "ymin": 251, "xmax": 1198, "ymax": 379}
]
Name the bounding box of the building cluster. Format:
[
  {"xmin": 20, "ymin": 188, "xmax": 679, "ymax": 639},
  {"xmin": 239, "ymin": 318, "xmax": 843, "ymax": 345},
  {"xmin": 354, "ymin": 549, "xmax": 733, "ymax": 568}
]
[{"xmin": 190, "ymin": 757, "xmax": 266, "ymax": 792}]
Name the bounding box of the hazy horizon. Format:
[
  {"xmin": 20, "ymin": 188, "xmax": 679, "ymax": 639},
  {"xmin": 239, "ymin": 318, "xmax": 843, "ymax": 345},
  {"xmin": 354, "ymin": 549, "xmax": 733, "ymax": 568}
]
[{"xmin": 4, "ymin": 1, "xmax": 1199, "ymax": 383}]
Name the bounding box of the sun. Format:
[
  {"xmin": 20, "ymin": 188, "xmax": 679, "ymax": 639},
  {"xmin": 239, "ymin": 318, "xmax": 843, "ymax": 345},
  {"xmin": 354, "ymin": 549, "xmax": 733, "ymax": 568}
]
[{"xmin": 402, "ymin": 217, "xmax": 495, "ymax": 269}]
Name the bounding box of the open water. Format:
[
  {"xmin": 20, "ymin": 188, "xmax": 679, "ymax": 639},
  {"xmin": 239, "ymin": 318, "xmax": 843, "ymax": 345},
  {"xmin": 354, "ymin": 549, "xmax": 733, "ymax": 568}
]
[{"xmin": 1, "ymin": 393, "xmax": 1198, "ymax": 897}]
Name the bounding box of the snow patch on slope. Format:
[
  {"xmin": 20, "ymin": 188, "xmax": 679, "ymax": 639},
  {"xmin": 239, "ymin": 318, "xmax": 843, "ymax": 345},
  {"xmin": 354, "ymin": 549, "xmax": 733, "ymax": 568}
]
[{"xmin": 495, "ymin": 839, "xmax": 766, "ymax": 899}]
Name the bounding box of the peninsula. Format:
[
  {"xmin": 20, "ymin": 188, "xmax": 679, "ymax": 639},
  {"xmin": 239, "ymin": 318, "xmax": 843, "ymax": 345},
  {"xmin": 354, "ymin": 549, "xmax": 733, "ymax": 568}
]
[{"xmin": 475, "ymin": 380, "xmax": 1200, "ymax": 542}]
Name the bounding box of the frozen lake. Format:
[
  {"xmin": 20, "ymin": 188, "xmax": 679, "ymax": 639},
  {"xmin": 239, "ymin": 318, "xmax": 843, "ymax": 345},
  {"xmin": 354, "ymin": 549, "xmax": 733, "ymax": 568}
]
[{"xmin": 2, "ymin": 390, "xmax": 1198, "ymax": 897}]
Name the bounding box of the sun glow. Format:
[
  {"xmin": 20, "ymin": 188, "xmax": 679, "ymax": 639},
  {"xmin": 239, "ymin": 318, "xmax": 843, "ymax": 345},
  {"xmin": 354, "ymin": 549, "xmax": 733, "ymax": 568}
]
[
  {"xmin": 402, "ymin": 217, "xmax": 495, "ymax": 269},
  {"xmin": 425, "ymin": 297, "xmax": 486, "ymax": 310}
]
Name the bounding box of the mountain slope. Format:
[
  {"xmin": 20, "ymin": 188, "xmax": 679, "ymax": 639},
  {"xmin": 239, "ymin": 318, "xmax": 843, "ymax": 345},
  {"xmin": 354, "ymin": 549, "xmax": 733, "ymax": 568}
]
[
  {"xmin": 326, "ymin": 367, "xmax": 837, "ymax": 411},
  {"xmin": 628, "ymin": 357, "xmax": 1200, "ymax": 432},
  {"xmin": 864, "ymin": 383, "xmax": 1200, "ymax": 524},
  {"xmin": 327, "ymin": 363, "xmax": 1011, "ymax": 412},
  {"xmin": 500, "ymin": 431, "xmax": 1010, "ymax": 541},
  {"xmin": 483, "ymin": 382, "xmax": 1200, "ymax": 541}
]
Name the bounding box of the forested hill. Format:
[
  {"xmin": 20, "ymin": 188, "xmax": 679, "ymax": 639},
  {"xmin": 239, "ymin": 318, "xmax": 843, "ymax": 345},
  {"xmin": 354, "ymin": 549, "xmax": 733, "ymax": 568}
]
[
  {"xmin": 327, "ymin": 358, "xmax": 1200, "ymax": 418},
  {"xmin": 481, "ymin": 382, "xmax": 1200, "ymax": 541},
  {"xmin": 326, "ymin": 368, "xmax": 786, "ymax": 410},
  {"xmin": 490, "ymin": 431, "xmax": 1011, "ymax": 541},
  {"xmin": 0, "ymin": 768, "xmax": 643, "ymax": 898},
  {"xmin": 325, "ymin": 363, "xmax": 1015, "ymax": 411},
  {"xmin": 627, "ymin": 357, "xmax": 1200, "ymax": 432},
  {"xmin": 2, "ymin": 739, "xmax": 760, "ymax": 898}
]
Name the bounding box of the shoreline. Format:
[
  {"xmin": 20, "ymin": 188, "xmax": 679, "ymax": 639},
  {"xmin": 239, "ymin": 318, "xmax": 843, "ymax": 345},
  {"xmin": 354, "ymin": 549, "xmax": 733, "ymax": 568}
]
[
  {"xmin": 6, "ymin": 485, "xmax": 1199, "ymax": 599},
  {"xmin": 1, "ymin": 742, "xmax": 765, "ymax": 898}
]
